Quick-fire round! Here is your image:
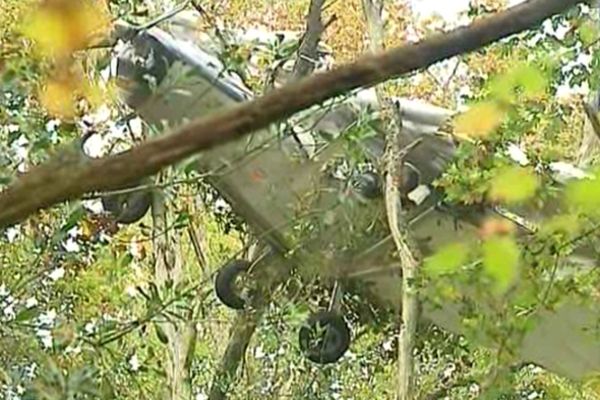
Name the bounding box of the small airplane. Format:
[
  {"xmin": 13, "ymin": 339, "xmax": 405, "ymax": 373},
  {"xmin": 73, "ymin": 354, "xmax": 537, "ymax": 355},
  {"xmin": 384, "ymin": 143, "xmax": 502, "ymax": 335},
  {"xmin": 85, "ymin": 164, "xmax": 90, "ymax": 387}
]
[{"xmin": 102, "ymin": 15, "xmax": 600, "ymax": 380}]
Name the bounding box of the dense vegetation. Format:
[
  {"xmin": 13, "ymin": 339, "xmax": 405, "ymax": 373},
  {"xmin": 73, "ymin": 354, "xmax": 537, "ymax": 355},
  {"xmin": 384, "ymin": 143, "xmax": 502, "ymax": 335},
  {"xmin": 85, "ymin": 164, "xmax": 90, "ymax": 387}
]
[{"xmin": 1, "ymin": 0, "xmax": 600, "ymax": 399}]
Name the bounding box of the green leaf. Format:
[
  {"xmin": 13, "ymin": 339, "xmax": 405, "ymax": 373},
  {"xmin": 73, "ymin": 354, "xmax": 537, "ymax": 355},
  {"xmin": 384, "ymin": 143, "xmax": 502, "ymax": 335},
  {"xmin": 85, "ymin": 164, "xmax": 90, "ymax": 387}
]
[
  {"xmin": 488, "ymin": 74, "xmax": 515, "ymax": 104},
  {"xmin": 50, "ymin": 204, "xmax": 84, "ymax": 246},
  {"xmin": 154, "ymin": 324, "xmax": 169, "ymax": 344},
  {"xmin": 579, "ymin": 20, "xmax": 600, "ymax": 46},
  {"xmin": 119, "ymin": 252, "xmax": 133, "ymax": 267},
  {"xmin": 488, "ymin": 63, "xmax": 547, "ymax": 102},
  {"xmin": 0, "ymin": 175, "xmax": 11, "ymax": 185},
  {"xmin": 540, "ymin": 213, "xmax": 581, "ymax": 237},
  {"xmin": 482, "ymin": 236, "xmax": 520, "ymax": 294},
  {"xmin": 512, "ymin": 64, "xmax": 547, "ymax": 98},
  {"xmin": 488, "ymin": 166, "xmax": 539, "ymax": 204},
  {"xmin": 14, "ymin": 307, "xmax": 40, "ymax": 323},
  {"xmin": 564, "ymin": 173, "xmax": 600, "ymax": 215},
  {"xmin": 424, "ymin": 242, "xmax": 470, "ymax": 276}
]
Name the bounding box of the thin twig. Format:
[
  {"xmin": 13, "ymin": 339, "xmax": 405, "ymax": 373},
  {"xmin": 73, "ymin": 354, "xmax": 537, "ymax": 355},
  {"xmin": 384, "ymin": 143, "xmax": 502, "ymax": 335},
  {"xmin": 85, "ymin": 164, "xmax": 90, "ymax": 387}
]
[
  {"xmin": 442, "ymin": 58, "xmax": 461, "ymax": 91},
  {"xmin": 87, "ymin": 0, "xmax": 192, "ymax": 50}
]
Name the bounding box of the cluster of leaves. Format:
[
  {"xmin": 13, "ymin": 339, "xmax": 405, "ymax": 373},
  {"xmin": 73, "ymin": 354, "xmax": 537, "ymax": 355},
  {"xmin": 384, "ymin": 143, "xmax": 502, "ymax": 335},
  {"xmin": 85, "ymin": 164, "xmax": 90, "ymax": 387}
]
[
  {"xmin": 387, "ymin": 5, "xmax": 600, "ymax": 397},
  {"xmin": 17, "ymin": 0, "xmax": 114, "ymax": 120}
]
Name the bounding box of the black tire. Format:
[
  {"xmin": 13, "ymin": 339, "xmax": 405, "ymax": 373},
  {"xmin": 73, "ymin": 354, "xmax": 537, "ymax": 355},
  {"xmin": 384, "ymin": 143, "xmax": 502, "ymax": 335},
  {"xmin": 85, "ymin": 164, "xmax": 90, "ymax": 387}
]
[
  {"xmin": 399, "ymin": 163, "xmax": 420, "ymax": 194},
  {"xmin": 298, "ymin": 311, "xmax": 351, "ymax": 364},
  {"xmin": 354, "ymin": 171, "xmax": 382, "ymax": 199},
  {"xmin": 115, "ymin": 191, "xmax": 152, "ymax": 224},
  {"xmin": 214, "ymin": 259, "xmax": 251, "ymax": 310},
  {"xmin": 101, "ymin": 194, "xmax": 122, "ymax": 215},
  {"xmin": 101, "ymin": 181, "xmax": 152, "ymax": 224}
]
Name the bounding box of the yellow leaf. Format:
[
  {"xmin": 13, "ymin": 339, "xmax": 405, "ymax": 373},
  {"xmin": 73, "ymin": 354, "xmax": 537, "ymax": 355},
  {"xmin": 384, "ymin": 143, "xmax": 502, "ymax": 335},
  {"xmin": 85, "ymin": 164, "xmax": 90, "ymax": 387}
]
[
  {"xmin": 82, "ymin": 79, "xmax": 106, "ymax": 110},
  {"xmin": 482, "ymin": 236, "xmax": 520, "ymax": 294},
  {"xmin": 488, "ymin": 166, "xmax": 540, "ymax": 204},
  {"xmin": 80, "ymin": 219, "xmax": 93, "ymax": 239},
  {"xmin": 452, "ymin": 101, "xmax": 506, "ymax": 138},
  {"xmin": 424, "ymin": 242, "xmax": 470, "ymax": 276},
  {"xmin": 21, "ymin": 8, "xmax": 71, "ymax": 59},
  {"xmin": 39, "ymin": 79, "xmax": 76, "ymax": 119},
  {"xmin": 20, "ymin": 0, "xmax": 110, "ymax": 59},
  {"xmin": 75, "ymin": 1, "xmax": 111, "ymax": 46}
]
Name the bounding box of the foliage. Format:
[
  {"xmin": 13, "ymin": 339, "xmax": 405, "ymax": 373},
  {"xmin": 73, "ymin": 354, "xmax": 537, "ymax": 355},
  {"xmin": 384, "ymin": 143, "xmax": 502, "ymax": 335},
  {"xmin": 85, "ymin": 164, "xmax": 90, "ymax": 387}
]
[{"xmin": 1, "ymin": 1, "xmax": 600, "ymax": 400}]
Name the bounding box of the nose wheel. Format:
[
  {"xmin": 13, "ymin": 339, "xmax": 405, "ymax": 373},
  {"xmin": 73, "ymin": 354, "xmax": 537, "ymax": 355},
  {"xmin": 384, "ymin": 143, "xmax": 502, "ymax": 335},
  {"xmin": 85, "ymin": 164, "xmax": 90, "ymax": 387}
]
[{"xmin": 353, "ymin": 171, "xmax": 382, "ymax": 199}]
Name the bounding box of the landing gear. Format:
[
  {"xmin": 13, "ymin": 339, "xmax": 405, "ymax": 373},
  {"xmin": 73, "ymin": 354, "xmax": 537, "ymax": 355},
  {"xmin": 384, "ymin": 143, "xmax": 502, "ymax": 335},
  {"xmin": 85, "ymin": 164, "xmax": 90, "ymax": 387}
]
[
  {"xmin": 351, "ymin": 164, "xmax": 421, "ymax": 201},
  {"xmin": 214, "ymin": 257, "xmax": 352, "ymax": 365},
  {"xmin": 101, "ymin": 179, "xmax": 152, "ymax": 224},
  {"xmin": 214, "ymin": 259, "xmax": 251, "ymax": 310},
  {"xmin": 298, "ymin": 310, "xmax": 351, "ymax": 364},
  {"xmin": 353, "ymin": 171, "xmax": 382, "ymax": 199}
]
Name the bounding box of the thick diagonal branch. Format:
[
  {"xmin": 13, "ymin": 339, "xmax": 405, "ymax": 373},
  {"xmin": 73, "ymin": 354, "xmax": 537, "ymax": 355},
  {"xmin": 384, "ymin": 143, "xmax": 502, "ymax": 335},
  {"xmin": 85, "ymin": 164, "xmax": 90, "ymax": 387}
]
[{"xmin": 0, "ymin": 0, "xmax": 583, "ymax": 229}]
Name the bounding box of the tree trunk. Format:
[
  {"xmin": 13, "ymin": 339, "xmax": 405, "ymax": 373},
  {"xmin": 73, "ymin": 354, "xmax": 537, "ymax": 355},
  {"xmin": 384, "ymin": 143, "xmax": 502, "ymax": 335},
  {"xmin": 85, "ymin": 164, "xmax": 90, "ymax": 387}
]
[
  {"xmin": 361, "ymin": 1, "xmax": 423, "ymax": 399},
  {"xmin": 152, "ymin": 174, "xmax": 197, "ymax": 400},
  {"xmin": 577, "ymin": 1, "xmax": 600, "ymax": 168},
  {"xmin": 207, "ymin": 309, "xmax": 263, "ymax": 400}
]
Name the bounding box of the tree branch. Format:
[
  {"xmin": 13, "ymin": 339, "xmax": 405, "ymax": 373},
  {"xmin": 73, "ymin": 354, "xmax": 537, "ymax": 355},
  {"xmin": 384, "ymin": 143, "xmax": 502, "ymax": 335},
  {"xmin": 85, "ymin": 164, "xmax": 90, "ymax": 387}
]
[
  {"xmin": 0, "ymin": 0, "xmax": 583, "ymax": 229},
  {"xmin": 292, "ymin": 0, "xmax": 330, "ymax": 79},
  {"xmin": 362, "ymin": 1, "xmax": 423, "ymax": 398}
]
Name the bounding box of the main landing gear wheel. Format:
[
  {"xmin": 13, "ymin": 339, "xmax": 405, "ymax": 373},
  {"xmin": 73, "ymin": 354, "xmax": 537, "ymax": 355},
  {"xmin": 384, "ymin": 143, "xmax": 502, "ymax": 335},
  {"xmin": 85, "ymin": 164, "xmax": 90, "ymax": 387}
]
[
  {"xmin": 101, "ymin": 180, "xmax": 152, "ymax": 224},
  {"xmin": 214, "ymin": 259, "xmax": 251, "ymax": 310},
  {"xmin": 298, "ymin": 311, "xmax": 351, "ymax": 364}
]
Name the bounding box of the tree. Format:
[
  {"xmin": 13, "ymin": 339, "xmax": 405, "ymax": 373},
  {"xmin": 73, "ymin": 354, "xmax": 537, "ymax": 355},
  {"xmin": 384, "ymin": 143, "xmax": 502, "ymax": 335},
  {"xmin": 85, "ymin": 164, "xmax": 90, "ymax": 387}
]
[{"xmin": 1, "ymin": 0, "xmax": 600, "ymax": 399}]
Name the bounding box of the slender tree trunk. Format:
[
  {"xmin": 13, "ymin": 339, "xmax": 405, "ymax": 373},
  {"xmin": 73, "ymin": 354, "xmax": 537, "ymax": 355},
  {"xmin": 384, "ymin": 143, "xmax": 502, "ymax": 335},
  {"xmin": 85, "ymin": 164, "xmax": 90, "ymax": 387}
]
[
  {"xmin": 361, "ymin": 1, "xmax": 422, "ymax": 399},
  {"xmin": 152, "ymin": 172, "xmax": 197, "ymax": 400},
  {"xmin": 207, "ymin": 308, "xmax": 264, "ymax": 400},
  {"xmin": 207, "ymin": 250, "xmax": 289, "ymax": 400},
  {"xmin": 292, "ymin": 0, "xmax": 327, "ymax": 79},
  {"xmin": 578, "ymin": 2, "xmax": 600, "ymax": 168}
]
